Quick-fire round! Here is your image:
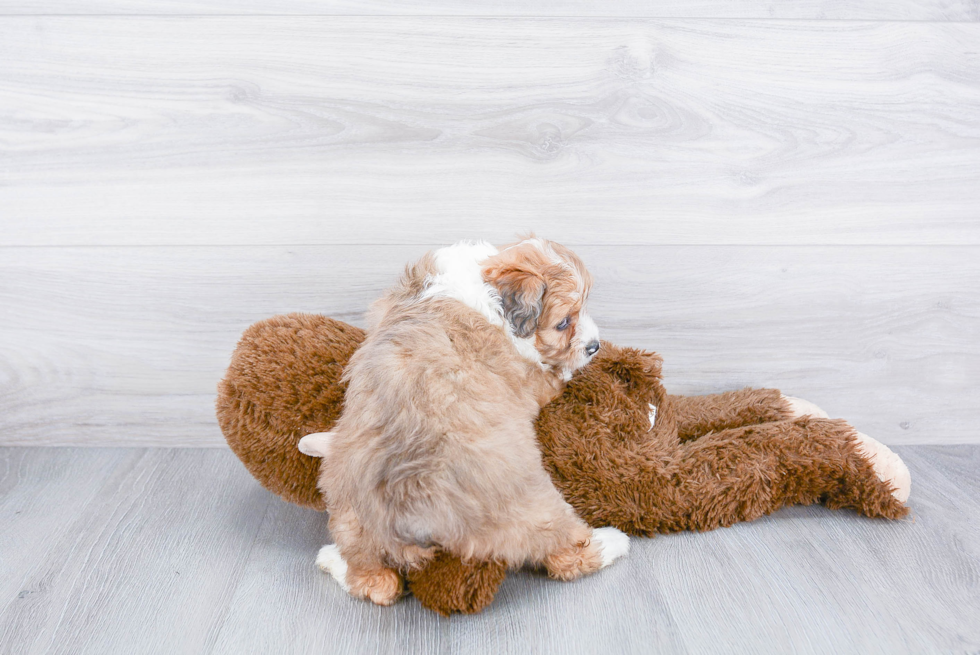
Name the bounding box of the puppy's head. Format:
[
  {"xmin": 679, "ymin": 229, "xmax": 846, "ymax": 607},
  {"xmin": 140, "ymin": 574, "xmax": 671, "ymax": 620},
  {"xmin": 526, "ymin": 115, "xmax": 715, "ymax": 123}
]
[{"xmin": 482, "ymin": 237, "xmax": 599, "ymax": 379}]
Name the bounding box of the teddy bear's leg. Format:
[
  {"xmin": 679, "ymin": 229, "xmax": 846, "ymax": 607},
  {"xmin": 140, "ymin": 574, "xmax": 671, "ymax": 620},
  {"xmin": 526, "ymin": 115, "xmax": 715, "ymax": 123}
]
[
  {"xmin": 320, "ymin": 509, "xmax": 405, "ymax": 606},
  {"xmin": 667, "ymin": 388, "xmax": 795, "ymax": 442},
  {"xmin": 406, "ymin": 551, "xmax": 508, "ymax": 616},
  {"xmin": 668, "ymin": 417, "xmax": 909, "ymax": 532},
  {"xmin": 852, "ymin": 431, "xmax": 911, "ymax": 503}
]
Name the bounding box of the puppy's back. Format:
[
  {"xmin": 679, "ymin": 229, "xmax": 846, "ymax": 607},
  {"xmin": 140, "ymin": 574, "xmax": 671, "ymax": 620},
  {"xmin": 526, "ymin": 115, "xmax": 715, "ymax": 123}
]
[{"xmin": 322, "ymin": 287, "xmax": 543, "ymax": 553}]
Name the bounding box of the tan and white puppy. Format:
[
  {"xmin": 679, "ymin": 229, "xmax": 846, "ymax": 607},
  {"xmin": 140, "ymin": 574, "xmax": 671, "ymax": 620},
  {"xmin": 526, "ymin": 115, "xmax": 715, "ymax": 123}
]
[{"xmin": 299, "ymin": 238, "xmax": 628, "ymax": 606}]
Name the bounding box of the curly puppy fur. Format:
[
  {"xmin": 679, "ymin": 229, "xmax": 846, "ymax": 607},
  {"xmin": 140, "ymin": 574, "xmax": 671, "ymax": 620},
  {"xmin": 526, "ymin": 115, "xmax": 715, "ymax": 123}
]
[{"xmin": 314, "ymin": 239, "xmax": 616, "ymax": 605}]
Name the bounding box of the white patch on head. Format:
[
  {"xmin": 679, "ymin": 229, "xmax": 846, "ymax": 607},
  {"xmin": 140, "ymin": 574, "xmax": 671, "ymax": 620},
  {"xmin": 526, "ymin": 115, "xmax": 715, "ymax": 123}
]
[
  {"xmin": 421, "ymin": 240, "xmax": 545, "ymax": 369},
  {"xmin": 577, "ymin": 312, "xmax": 599, "ymax": 348},
  {"xmin": 507, "ymin": 237, "xmax": 568, "ymax": 269},
  {"xmin": 316, "ymin": 544, "xmax": 351, "ymax": 592},
  {"xmin": 591, "ymin": 527, "xmax": 630, "ymax": 568},
  {"xmin": 422, "ymin": 241, "xmax": 503, "ymax": 326}
]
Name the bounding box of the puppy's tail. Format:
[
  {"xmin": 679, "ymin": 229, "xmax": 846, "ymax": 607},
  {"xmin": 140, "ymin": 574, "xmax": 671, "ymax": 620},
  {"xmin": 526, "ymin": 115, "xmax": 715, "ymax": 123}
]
[{"xmin": 298, "ymin": 431, "xmax": 335, "ymax": 458}]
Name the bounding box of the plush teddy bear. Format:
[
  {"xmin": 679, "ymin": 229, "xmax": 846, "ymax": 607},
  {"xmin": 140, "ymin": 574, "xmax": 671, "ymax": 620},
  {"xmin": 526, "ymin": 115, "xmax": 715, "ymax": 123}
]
[{"xmin": 217, "ymin": 313, "xmax": 910, "ymax": 615}]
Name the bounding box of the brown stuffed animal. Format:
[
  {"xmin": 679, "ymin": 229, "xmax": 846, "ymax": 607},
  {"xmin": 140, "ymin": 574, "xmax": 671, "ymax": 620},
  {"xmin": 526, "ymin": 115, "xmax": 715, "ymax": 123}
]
[{"xmin": 217, "ymin": 313, "xmax": 910, "ymax": 615}]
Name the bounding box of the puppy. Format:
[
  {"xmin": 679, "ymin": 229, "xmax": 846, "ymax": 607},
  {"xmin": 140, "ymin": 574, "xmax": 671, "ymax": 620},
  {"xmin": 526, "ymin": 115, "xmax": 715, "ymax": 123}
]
[{"xmin": 299, "ymin": 237, "xmax": 629, "ymax": 606}]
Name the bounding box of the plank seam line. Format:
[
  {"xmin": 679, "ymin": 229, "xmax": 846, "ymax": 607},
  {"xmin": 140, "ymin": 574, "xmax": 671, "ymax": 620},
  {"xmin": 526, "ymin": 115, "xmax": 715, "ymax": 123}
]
[
  {"xmin": 2, "ymin": 244, "xmax": 980, "ymax": 250},
  {"xmin": 0, "ymin": 14, "xmax": 977, "ymax": 22}
]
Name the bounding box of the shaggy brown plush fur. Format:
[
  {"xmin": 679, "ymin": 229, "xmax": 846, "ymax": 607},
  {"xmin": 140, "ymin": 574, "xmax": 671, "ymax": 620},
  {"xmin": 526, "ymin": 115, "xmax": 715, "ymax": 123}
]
[
  {"xmin": 217, "ymin": 314, "xmax": 908, "ymax": 616},
  {"xmin": 317, "ymin": 244, "xmax": 606, "ymax": 600},
  {"xmin": 669, "ymin": 388, "xmax": 792, "ymax": 441},
  {"xmin": 216, "ymin": 314, "xmax": 364, "ymax": 511},
  {"xmin": 537, "ymin": 346, "xmax": 908, "ymax": 538},
  {"xmin": 406, "ymin": 552, "xmax": 508, "ymax": 617}
]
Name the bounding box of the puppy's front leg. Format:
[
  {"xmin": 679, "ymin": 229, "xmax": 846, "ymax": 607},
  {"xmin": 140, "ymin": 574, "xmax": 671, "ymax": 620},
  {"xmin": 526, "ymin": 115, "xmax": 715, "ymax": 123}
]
[
  {"xmin": 543, "ymin": 526, "xmax": 630, "ymax": 581},
  {"xmin": 504, "ymin": 474, "xmax": 630, "ymax": 581}
]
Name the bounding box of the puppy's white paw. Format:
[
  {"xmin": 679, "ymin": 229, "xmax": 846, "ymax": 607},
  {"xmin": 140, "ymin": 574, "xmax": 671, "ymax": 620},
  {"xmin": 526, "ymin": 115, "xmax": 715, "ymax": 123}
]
[
  {"xmin": 782, "ymin": 395, "xmax": 830, "ymax": 419},
  {"xmin": 648, "ymin": 403, "xmax": 657, "ymax": 428},
  {"xmin": 853, "ymin": 432, "xmax": 911, "ymax": 503},
  {"xmin": 591, "ymin": 527, "xmax": 630, "ymax": 568},
  {"xmin": 299, "ymin": 431, "xmax": 334, "ymax": 457},
  {"xmin": 315, "ymin": 544, "xmax": 351, "ymax": 592}
]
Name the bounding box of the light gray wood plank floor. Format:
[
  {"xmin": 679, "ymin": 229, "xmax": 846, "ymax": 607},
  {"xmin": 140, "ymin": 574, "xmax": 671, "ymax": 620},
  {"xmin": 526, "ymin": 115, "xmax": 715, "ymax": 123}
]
[{"xmin": 1, "ymin": 445, "xmax": 977, "ymax": 654}]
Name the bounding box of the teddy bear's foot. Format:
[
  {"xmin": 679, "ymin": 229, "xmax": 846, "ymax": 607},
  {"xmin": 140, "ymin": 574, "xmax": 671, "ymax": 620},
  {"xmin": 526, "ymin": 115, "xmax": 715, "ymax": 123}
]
[
  {"xmin": 782, "ymin": 395, "xmax": 830, "ymax": 419},
  {"xmin": 315, "ymin": 544, "xmax": 404, "ymax": 606},
  {"xmin": 299, "ymin": 431, "xmax": 334, "ymax": 457},
  {"xmin": 852, "ymin": 432, "xmax": 911, "ymax": 503}
]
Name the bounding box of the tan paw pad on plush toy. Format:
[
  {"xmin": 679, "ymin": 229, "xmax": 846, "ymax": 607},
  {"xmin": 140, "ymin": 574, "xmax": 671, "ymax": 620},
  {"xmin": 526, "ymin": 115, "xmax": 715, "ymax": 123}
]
[
  {"xmin": 298, "ymin": 431, "xmax": 333, "ymax": 458},
  {"xmin": 781, "ymin": 394, "xmax": 831, "ymax": 419},
  {"xmin": 854, "ymin": 432, "xmax": 912, "ymax": 503}
]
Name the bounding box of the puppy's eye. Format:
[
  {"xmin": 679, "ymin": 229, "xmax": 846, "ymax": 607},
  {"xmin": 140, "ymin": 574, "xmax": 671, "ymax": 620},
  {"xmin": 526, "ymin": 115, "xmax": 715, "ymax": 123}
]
[{"xmin": 555, "ymin": 317, "xmax": 570, "ymax": 331}]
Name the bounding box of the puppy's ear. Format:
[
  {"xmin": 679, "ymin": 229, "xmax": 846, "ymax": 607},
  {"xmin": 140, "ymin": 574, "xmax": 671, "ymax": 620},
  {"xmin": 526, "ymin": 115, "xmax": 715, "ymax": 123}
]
[{"xmin": 485, "ymin": 265, "xmax": 545, "ymax": 338}]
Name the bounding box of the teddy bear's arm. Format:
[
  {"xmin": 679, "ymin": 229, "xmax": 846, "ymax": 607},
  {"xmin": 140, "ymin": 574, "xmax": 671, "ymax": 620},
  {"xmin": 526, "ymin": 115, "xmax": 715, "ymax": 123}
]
[{"xmin": 666, "ymin": 388, "xmax": 794, "ymax": 442}]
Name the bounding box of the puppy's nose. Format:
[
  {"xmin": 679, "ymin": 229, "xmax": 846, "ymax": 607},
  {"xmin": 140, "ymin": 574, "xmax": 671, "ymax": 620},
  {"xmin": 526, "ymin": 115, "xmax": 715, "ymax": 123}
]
[{"xmin": 585, "ymin": 340, "xmax": 600, "ymax": 357}]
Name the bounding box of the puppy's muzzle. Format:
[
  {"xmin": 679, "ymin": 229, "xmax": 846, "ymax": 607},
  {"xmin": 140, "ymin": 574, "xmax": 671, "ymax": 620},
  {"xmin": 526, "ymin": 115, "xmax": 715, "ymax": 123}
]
[{"xmin": 585, "ymin": 340, "xmax": 600, "ymax": 357}]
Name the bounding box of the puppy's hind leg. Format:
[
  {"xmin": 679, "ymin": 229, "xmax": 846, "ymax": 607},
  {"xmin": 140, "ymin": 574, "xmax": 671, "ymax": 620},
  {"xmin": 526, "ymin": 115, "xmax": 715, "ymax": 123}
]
[
  {"xmin": 321, "ymin": 508, "xmax": 405, "ymax": 607},
  {"xmin": 319, "ymin": 548, "xmax": 404, "ymax": 607}
]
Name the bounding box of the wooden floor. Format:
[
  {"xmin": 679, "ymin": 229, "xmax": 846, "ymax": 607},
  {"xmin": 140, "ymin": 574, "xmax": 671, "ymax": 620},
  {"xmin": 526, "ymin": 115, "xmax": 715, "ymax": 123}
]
[{"xmin": 0, "ymin": 445, "xmax": 977, "ymax": 654}]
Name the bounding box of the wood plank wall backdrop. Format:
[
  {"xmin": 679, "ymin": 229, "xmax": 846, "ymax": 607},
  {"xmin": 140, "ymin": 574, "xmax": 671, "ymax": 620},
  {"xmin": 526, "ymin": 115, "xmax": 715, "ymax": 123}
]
[{"xmin": 1, "ymin": 2, "xmax": 978, "ymax": 446}]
